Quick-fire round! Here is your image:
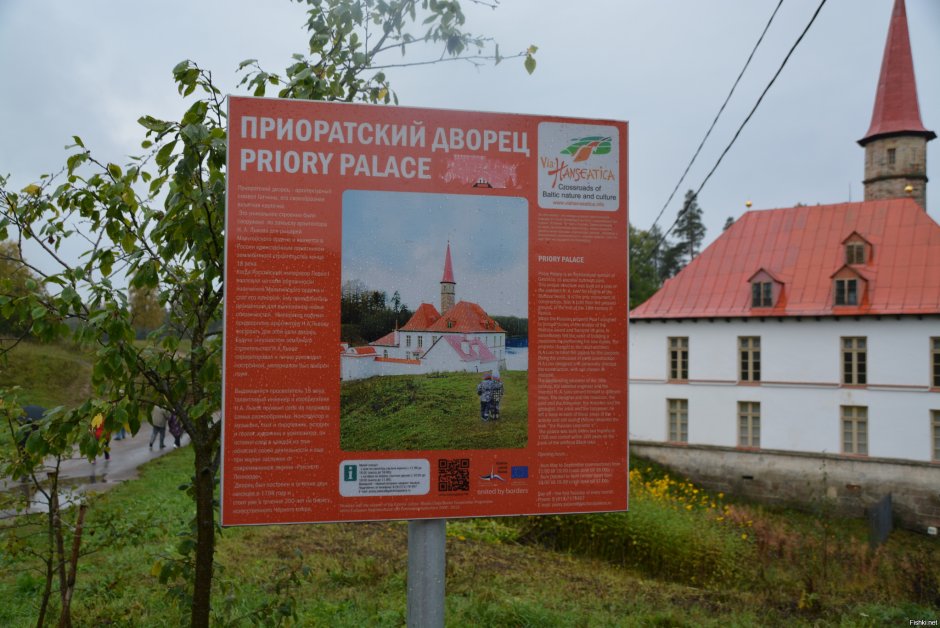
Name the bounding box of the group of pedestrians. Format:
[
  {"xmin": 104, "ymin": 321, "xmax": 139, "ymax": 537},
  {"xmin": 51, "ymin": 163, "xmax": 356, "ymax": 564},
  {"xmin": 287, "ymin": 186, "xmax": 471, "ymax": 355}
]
[
  {"xmin": 86, "ymin": 404, "xmax": 185, "ymax": 462},
  {"xmin": 148, "ymin": 405, "xmax": 184, "ymax": 450},
  {"xmin": 476, "ymin": 371, "xmax": 505, "ymax": 421}
]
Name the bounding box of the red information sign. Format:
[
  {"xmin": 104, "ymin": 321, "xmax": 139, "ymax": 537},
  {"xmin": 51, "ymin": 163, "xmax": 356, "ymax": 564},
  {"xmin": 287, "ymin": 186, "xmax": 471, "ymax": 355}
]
[{"xmin": 222, "ymin": 96, "xmax": 628, "ymax": 525}]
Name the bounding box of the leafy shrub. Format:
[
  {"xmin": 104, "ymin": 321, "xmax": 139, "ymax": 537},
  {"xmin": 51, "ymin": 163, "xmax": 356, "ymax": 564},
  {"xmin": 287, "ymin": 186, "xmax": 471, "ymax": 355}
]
[{"xmin": 518, "ymin": 467, "xmax": 750, "ymax": 587}]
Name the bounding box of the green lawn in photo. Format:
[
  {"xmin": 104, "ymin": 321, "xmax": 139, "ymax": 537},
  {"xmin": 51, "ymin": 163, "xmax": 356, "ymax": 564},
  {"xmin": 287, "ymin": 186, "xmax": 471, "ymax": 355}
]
[{"xmin": 340, "ymin": 371, "xmax": 527, "ymax": 451}]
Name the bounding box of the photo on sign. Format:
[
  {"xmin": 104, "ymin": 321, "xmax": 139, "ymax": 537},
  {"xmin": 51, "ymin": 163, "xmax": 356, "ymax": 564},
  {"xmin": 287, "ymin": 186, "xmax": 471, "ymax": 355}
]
[{"xmin": 340, "ymin": 191, "xmax": 529, "ymax": 452}]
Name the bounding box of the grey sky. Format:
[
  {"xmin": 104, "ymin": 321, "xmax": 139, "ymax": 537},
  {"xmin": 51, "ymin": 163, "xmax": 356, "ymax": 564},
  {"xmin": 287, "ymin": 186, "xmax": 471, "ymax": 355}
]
[
  {"xmin": 2, "ymin": 1, "xmax": 938, "ymax": 272},
  {"xmin": 342, "ymin": 191, "xmax": 528, "ymax": 317}
]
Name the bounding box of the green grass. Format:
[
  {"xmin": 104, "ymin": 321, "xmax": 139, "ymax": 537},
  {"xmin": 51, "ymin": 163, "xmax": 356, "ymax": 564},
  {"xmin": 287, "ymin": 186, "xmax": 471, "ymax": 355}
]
[
  {"xmin": 0, "ymin": 340, "xmax": 92, "ymax": 449},
  {"xmin": 341, "ymin": 371, "xmax": 528, "ymax": 451},
  {"xmin": 1, "ymin": 449, "xmax": 938, "ymax": 626},
  {"xmin": 0, "ymin": 341, "xmax": 91, "ymax": 410}
]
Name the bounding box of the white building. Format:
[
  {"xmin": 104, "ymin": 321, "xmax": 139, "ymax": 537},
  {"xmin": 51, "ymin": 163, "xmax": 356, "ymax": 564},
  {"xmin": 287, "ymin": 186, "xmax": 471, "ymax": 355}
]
[
  {"xmin": 629, "ymin": 0, "xmax": 940, "ymax": 529},
  {"xmin": 341, "ymin": 243, "xmax": 506, "ymax": 381}
]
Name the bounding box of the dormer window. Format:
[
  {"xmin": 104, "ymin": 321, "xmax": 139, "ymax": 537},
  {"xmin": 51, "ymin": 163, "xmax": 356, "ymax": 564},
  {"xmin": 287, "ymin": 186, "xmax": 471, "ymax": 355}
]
[
  {"xmin": 842, "ymin": 232, "xmax": 871, "ymax": 265},
  {"xmin": 751, "ymin": 282, "xmax": 772, "ymax": 307},
  {"xmin": 834, "ymin": 278, "xmax": 858, "ymax": 305},
  {"xmin": 748, "ymin": 269, "xmax": 782, "ymax": 309},
  {"xmin": 846, "ymin": 242, "xmax": 865, "ymax": 265}
]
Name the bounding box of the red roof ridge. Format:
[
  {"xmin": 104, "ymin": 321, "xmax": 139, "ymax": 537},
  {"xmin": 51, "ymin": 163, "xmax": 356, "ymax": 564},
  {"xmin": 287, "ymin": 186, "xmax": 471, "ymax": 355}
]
[
  {"xmin": 859, "ymin": 0, "xmax": 935, "ymax": 145},
  {"xmin": 828, "ymin": 264, "xmax": 870, "ymax": 280},
  {"xmin": 841, "ymin": 230, "xmax": 871, "ymax": 245},
  {"xmin": 746, "ymin": 267, "xmax": 785, "ymax": 284}
]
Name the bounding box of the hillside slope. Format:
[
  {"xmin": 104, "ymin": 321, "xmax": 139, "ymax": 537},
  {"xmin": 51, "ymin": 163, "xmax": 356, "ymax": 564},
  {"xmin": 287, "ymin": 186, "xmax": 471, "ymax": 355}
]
[{"xmin": 341, "ymin": 371, "xmax": 527, "ymax": 451}]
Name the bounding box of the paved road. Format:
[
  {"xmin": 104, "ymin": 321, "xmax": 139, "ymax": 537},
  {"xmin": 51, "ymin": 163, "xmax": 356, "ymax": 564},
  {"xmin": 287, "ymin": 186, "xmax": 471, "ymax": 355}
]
[{"xmin": 2, "ymin": 427, "xmax": 189, "ymax": 513}]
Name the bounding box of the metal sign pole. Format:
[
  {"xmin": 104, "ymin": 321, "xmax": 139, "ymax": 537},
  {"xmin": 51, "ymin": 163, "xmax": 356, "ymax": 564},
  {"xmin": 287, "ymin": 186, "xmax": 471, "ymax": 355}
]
[{"xmin": 407, "ymin": 518, "xmax": 446, "ymax": 627}]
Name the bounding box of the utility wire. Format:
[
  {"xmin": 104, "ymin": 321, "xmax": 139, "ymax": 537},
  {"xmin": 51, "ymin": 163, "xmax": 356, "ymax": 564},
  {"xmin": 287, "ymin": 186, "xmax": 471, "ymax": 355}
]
[
  {"xmin": 648, "ymin": 0, "xmax": 785, "ymax": 233},
  {"xmin": 651, "ymin": 0, "xmax": 828, "ymax": 257}
]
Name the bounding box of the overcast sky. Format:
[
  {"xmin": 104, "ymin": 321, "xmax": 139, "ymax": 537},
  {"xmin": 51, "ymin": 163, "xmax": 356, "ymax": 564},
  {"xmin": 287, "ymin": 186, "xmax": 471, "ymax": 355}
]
[
  {"xmin": 342, "ymin": 192, "xmax": 528, "ymax": 316},
  {"xmin": 2, "ymin": 1, "xmax": 938, "ymax": 270}
]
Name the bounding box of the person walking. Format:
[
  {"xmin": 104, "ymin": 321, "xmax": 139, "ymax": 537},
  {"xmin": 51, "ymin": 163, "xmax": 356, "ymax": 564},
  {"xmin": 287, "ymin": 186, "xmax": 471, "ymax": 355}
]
[
  {"xmin": 168, "ymin": 411, "xmax": 184, "ymax": 448},
  {"xmin": 91, "ymin": 413, "xmax": 110, "ymax": 461},
  {"xmin": 149, "ymin": 405, "xmax": 168, "ymax": 450},
  {"xmin": 476, "ymin": 373, "xmax": 493, "ymax": 421},
  {"xmin": 489, "ymin": 371, "xmax": 504, "ymax": 421}
]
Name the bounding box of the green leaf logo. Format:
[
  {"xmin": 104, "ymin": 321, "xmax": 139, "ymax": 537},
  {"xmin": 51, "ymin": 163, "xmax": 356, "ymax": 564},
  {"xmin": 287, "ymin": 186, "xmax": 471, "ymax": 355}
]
[{"xmin": 560, "ymin": 136, "xmax": 612, "ymax": 162}]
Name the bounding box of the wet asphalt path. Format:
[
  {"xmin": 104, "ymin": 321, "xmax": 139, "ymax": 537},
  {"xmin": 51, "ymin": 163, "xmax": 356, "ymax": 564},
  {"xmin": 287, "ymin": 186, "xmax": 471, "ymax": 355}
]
[{"xmin": 2, "ymin": 427, "xmax": 189, "ymax": 513}]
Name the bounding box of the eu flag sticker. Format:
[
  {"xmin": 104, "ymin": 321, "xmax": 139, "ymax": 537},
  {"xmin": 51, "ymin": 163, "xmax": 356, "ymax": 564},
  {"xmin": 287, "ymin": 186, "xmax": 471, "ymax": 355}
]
[{"xmin": 510, "ymin": 466, "xmax": 529, "ymax": 479}]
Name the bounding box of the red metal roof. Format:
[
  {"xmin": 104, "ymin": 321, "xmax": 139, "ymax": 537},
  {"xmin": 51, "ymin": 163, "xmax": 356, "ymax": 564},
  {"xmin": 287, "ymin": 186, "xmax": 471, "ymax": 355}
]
[
  {"xmin": 441, "ymin": 242, "xmax": 455, "ymax": 284},
  {"xmin": 859, "ymin": 0, "xmax": 935, "ymax": 145},
  {"xmin": 444, "ymin": 335, "xmax": 497, "ymax": 362},
  {"xmin": 426, "ymin": 300, "xmax": 506, "ymax": 333},
  {"xmin": 369, "ymin": 331, "xmax": 398, "ymax": 347},
  {"xmin": 631, "ymin": 198, "xmax": 940, "ymax": 319},
  {"xmin": 400, "ymin": 303, "xmax": 442, "ymax": 331},
  {"xmin": 374, "ymin": 357, "xmax": 421, "ymax": 365}
]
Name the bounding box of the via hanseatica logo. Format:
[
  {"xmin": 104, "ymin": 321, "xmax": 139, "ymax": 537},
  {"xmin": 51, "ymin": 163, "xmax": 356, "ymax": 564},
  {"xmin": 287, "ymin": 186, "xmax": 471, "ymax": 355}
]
[{"xmin": 560, "ymin": 136, "xmax": 613, "ymax": 163}]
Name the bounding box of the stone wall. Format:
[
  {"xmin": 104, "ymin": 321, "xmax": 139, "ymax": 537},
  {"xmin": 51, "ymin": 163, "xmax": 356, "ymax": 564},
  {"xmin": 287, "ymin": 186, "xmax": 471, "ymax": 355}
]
[
  {"xmin": 632, "ymin": 441, "xmax": 940, "ymax": 532},
  {"xmin": 863, "ymin": 134, "xmax": 928, "ymax": 209}
]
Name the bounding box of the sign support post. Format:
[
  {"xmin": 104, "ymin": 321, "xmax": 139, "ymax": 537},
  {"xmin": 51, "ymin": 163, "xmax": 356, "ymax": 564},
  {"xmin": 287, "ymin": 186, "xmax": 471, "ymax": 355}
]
[{"xmin": 407, "ymin": 518, "xmax": 446, "ymax": 628}]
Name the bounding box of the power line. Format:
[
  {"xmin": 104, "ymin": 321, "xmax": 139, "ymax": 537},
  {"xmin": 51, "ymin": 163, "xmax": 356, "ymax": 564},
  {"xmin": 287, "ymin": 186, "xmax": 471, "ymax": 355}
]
[
  {"xmin": 648, "ymin": 0, "xmax": 785, "ymax": 233},
  {"xmin": 652, "ymin": 0, "xmax": 829, "ymax": 255}
]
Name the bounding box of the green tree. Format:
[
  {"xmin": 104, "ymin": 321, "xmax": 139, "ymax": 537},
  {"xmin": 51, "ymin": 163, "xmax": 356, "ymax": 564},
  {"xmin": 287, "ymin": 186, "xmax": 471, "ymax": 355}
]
[
  {"xmin": 0, "ymin": 2, "xmax": 534, "ymax": 625},
  {"xmin": 491, "ymin": 314, "xmax": 527, "ymax": 340},
  {"xmin": 0, "ymin": 240, "xmax": 47, "ymax": 337},
  {"xmin": 628, "ymin": 223, "xmax": 683, "ymax": 308},
  {"xmin": 673, "ymin": 189, "xmax": 706, "ymax": 266},
  {"xmin": 1, "ymin": 392, "xmax": 101, "ymax": 628},
  {"xmin": 628, "ymin": 224, "xmax": 661, "ymax": 308},
  {"xmin": 129, "ymin": 285, "xmax": 166, "ymax": 338}
]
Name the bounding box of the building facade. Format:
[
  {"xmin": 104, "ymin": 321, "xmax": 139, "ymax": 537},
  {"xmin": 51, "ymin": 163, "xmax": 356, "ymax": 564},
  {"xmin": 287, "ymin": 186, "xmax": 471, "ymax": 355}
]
[
  {"xmin": 629, "ymin": 0, "xmax": 939, "ymax": 530},
  {"xmin": 341, "ymin": 243, "xmax": 507, "ymax": 381}
]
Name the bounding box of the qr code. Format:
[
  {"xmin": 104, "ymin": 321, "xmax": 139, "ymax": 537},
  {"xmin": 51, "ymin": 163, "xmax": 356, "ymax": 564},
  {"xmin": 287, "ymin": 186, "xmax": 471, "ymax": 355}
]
[{"xmin": 438, "ymin": 458, "xmax": 470, "ymax": 492}]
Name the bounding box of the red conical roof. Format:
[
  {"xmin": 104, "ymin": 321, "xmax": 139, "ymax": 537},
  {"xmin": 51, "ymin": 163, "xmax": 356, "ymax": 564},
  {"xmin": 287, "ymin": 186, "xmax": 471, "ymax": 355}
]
[
  {"xmin": 441, "ymin": 242, "xmax": 455, "ymax": 283},
  {"xmin": 859, "ymin": 0, "xmax": 935, "ymax": 145}
]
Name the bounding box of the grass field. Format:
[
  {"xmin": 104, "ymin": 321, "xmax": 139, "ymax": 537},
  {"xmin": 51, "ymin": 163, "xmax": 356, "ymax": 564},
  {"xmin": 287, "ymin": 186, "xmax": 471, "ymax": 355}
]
[
  {"xmin": 340, "ymin": 371, "xmax": 527, "ymax": 451},
  {"xmin": 0, "ymin": 341, "xmax": 92, "ymax": 448},
  {"xmin": 1, "ymin": 448, "xmax": 937, "ymax": 626},
  {"xmin": 0, "ymin": 341, "xmax": 91, "ymax": 409}
]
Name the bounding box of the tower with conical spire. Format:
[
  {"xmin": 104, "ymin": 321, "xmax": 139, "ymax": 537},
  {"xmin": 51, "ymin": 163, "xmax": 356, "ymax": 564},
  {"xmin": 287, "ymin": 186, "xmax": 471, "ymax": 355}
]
[
  {"xmin": 440, "ymin": 242, "xmax": 456, "ymax": 313},
  {"xmin": 858, "ymin": 0, "xmax": 935, "ymax": 209}
]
